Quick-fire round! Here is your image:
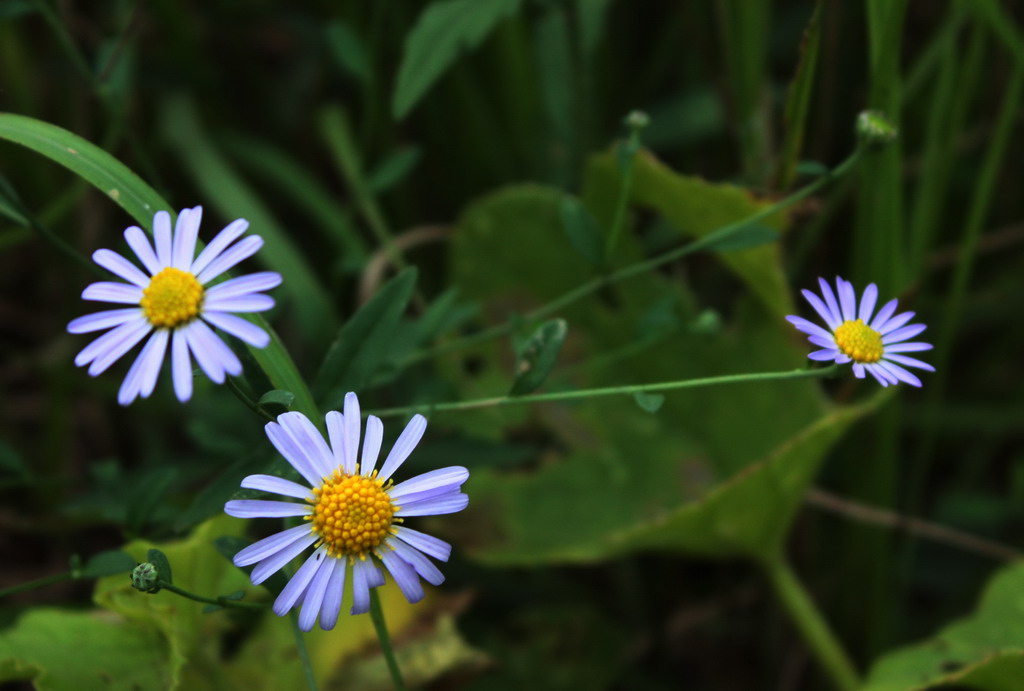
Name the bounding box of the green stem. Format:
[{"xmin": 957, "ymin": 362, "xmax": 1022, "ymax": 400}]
[
  {"xmin": 369, "ymin": 589, "xmax": 406, "ymax": 691},
  {"xmin": 0, "ymin": 571, "xmax": 70, "ymax": 598},
  {"xmin": 762, "ymin": 556, "xmax": 860, "ymax": 691},
  {"xmin": 224, "ymin": 376, "xmax": 275, "ymax": 423},
  {"xmin": 289, "ymin": 611, "xmax": 320, "ymax": 691},
  {"xmin": 406, "ymin": 149, "xmax": 863, "ymax": 366},
  {"xmin": 604, "ymin": 112, "xmax": 648, "ymax": 261},
  {"xmin": 158, "ymin": 581, "xmax": 265, "ymax": 610},
  {"xmin": 371, "ymin": 364, "xmax": 840, "ymax": 418}
]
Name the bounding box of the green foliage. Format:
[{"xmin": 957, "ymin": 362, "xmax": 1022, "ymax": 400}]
[
  {"xmin": 392, "ymin": 0, "xmax": 523, "ymax": 118},
  {"xmin": 509, "ymin": 318, "xmax": 568, "ymax": 395},
  {"xmin": 864, "ymin": 562, "xmax": 1024, "ymax": 691}
]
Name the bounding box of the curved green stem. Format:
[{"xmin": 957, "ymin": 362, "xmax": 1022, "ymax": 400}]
[
  {"xmin": 370, "ymin": 364, "xmax": 841, "ymax": 418},
  {"xmin": 369, "ymin": 589, "xmax": 406, "ymax": 690},
  {"xmin": 157, "ymin": 581, "xmax": 265, "ymax": 610},
  {"xmin": 289, "ymin": 611, "xmax": 319, "ymax": 691},
  {"xmin": 0, "ymin": 571, "xmax": 70, "ymax": 599},
  {"xmin": 405, "ymin": 149, "xmax": 863, "ymax": 365},
  {"xmin": 224, "ymin": 376, "xmax": 274, "ymax": 423},
  {"xmin": 761, "ymin": 556, "xmax": 860, "ymax": 691}
]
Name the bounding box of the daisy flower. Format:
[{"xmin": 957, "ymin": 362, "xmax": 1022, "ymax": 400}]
[
  {"xmin": 786, "ymin": 276, "xmax": 935, "ymax": 387},
  {"xmin": 225, "ymin": 392, "xmax": 469, "ymax": 632},
  {"xmin": 67, "ymin": 206, "xmax": 281, "ymax": 405}
]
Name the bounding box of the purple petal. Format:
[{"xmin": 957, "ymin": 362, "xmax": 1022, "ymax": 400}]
[
  {"xmin": 785, "ymin": 315, "xmax": 835, "ymax": 342},
  {"xmin": 172, "ymin": 206, "xmax": 202, "ymax": 270},
  {"xmin": 836, "ymin": 277, "xmax": 857, "ymax": 322},
  {"xmin": 117, "ymin": 329, "xmax": 168, "ymax": 405},
  {"xmin": 864, "ymin": 364, "xmax": 890, "ymax": 387},
  {"xmin": 203, "ymin": 294, "xmax": 275, "ymax": 313},
  {"xmin": 93, "ymin": 249, "xmax": 150, "ymax": 287},
  {"xmin": 350, "ymin": 559, "xmax": 373, "ymax": 615},
  {"xmin": 877, "ymin": 310, "xmax": 914, "ymax": 336},
  {"xmin": 202, "ymin": 311, "xmax": 270, "ymax": 348},
  {"xmin": 387, "ymin": 538, "xmax": 444, "ymax": 585},
  {"xmin": 852, "ymin": 363, "xmax": 866, "ymax": 379},
  {"xmin": 205, "ymin": 272, "xmax": 282, "ymax": 300},
  {"xmin": 298, "ymin": 554, "xmax": 337, "ymax": 631},
  {"xmin": 857, "ymin": 283, "xmax": 878, "ymax": 323},
  {"xmin": 153, "ymin": 211, "xmax": 173, "ymax": 266},
  {"xmin": 190, "ymin": 218, "xmax": 249, "ymax": 276},
  {"xmin": 68, "ymin": 308, "xmax": 140, "ymax": 334},
  {"xmin": 318, "ymin": 555, "xmax": 348, "ymax": 630},
  {"xmin": 869, "ymin": 298, "xmax": 899, "ymax": 331},
  {"xmin": 394, "ymin": 526, "xmax": 452, "ymax": 562},
  {"xmin": 85, "ymin": 319, "xmax": 152, "ymax": 375},
  {"xmin": 390, "ymin": 467, "xmax": 469, "ymax": 502},
  {"xmin": 196, "ymin": 235, "xmax": 263, "ymax": 284},
  {"xmin": 378, "ymin": 414, "xmax": 427, "ymax": 482},
  {"xmin": 171, "ymin": 329, "xmax": 193, "ymax": 402},
  {"xmin": 325, "ymin": 411, "xmax": 351, "ymax": 474},
  {"xmin": 882, "ymin": 323, "xmax": 927, "ymax": 344},
  {"xmin": 395, "ymin": 491, "xmax": 468, "ymax": 517},
  {"xmin": 278, "ymin": 411, "xmax": 335, "ymax": 480},
  {"xmin": 883, "ymin": 353, "xmax": 935, "ymax": 372},
  {"xmin": 224, "ymin": 499, "xmax": 311, "ymax": 518},
  {"xmin": 808, "ymin": 335, "xmax": 836, "ymax": 349},
  {"xmin": 818, "ymin": 278, "xmax": 843, "ymax": 326},
  {"xmin": 241, "ymin": 474, "xmax": 312, "ymax": 499},
  {"xmin": 801, "ymin": 289, "xmax": 839, "ymax": 330},
  {"xmin": 72, "ymin": 314, "xmax": 147, "ymax": 365},
  {"xmin": 250, "ymin": 532, "xmax": 319, "ymax": 585},
  {"xmin": 82, "ymin": 281, "xmax": 143, "ymax": 304},
  {"xmin": 884, "ymin": 341, "xmax": 933, "ymax": 353},
  {"xmin": 808, "ymin": 349, "xmax": 838, "ymax": 362},
  {"xmin": 233, "ymin": 524, "xmax": 312, "ymax": 567},
  {"xmin": 361, "ymin": 416, "xmax": 384, "ymax": 476},
  {"xmin": 183, "ymin": 320, "xmax": 242, "ymax": 383},
  {"xmin": 124, "ymin": 225, "xmax": 161, "ymax": 275},
  {"xmin": 274, "ymin": 547, "xmax": 329, "ymax": 616},
  {"xmin": 343, "ymin": 392, "xmax": 361, "ymax": 477},
  {"xmin": 878, "ymin": 361, "xmax": 922, "ymax": 387},
  {"xmin": 379, "ymin": 550, "xmax": 424, "ymax": 604},
  {"xmin": 265, "ymin": 422, "xmax": 324, "ymax": 487}
]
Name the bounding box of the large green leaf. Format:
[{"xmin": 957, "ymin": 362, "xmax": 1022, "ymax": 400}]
[
  {"xmin": 583, "ymin": 148, "xmax": 794, "ymax": 317},
  {"xmin": 863, "ymin": 562, "xmax": 1024, "ymax": 691},
  {"xmin": 392, "ymin": 0, "xmax": 522, "ymax": 119}
]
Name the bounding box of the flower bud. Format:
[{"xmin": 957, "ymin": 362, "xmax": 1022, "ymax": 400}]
[
  {"xmin": 131, "ymin": 562, "xmax": 161, "ymax": 593},
  {"xmin": 856, "ymin": 110, "xmax": 898, "ymax": 149}
]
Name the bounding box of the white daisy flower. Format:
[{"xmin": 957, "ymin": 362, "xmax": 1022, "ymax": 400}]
[
  {"xmin": 225, "ymin": 392, "xmax": 469, "ymax": 632},
  {"xmin": 787, "ymin": 276, "xmax": 935, "ymax": 387},
  {"xmin": 67, "ymin": 206, "xmax": 280, "ymax": 405}
]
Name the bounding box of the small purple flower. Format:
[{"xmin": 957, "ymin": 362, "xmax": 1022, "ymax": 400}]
[
  {"xmin": 225, "ymin": 392, "xmax": 469, "ymax": 631},
  {"xmin": 68, "ymin": 207, "xmax": 280, "ymax": 404},
  {"xmin": 787, "ymin": 277, "xmax": 934, "ymax": 387}
]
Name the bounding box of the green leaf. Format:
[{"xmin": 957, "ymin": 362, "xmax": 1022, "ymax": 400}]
[
  {"xmin": 559, "ymin": 195, "xmax": 605, "ymax": 268},
  {"xmin": 695, "ymin": 223, "xmax": 779, "ymax": 252},
  {"xmin": 146, "ymin": 549, "xmax": 173, "ymax": 585},
  {"xmin": 367, "ymin": 146, "xmax": 422, "ymax": 193},
  {"xmin": 258, "ymin": 389, "xmax": 294, "ymax": 410},
  {"xmin": 78, "ymin": 550, "xmax": 137, "ymax": 579},
  {"xmin": 325, "ymin": 20, "xmax": 371, "ymax": 84},
  {"xmin": 158, "ymin": 94, "xmax": 337, "ymax": 346},
  {"xmin": 509, "ymin": 319, "xmax": 568, "ymax": 395},
  {"xmin": 0, "ymin": 175, "xmax": 29, "ymax": 226},
  {"xmin": 126, "ymin": 466, "xmax": 177, "ymax": 536},
  {"xmin": 632, "ymin": 391, "xmax": 665, "ymax": 413},
  {"xmin": 392, "ymin": 0, "xmax": 523, "ymax": 119},
  {"xmin": 863, "ymin": 562, "xmax": 1024, "ymax": 691},
  {"xmin": 774, "ymin": 0, "xmax": 823, "ymax": 189},
  {"xmin": 314, "ymin": 267, "xmax": 418, "ymax": 409}
]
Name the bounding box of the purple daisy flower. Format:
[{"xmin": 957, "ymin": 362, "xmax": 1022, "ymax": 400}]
[
  {"xmin": 225, "ymin": 392, "xmax": 469, "ymax": 632},
  {"xmin": 67, "ymin": 206, "xmax": 280, "ymax": 405},
  {"xmin": 786, "ymin": 276, "xmax": 935, "ymax": 387}
]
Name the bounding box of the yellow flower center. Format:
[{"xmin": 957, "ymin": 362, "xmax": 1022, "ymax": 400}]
[
  {"xmin": 141, "ymin": 267, "xmax": 204, "ymax": 328},
  {"xmin": 834, "ymin": 319, "xmax": 883, "ymax": 363},
  {"xmin": 307, "ymin": 470, "xmax": 397, "ymax": 559}
]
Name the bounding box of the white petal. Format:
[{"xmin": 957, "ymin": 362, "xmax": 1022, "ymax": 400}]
[
  {"xmin": 265, "ymin": 421, "xmax": 323, "ymax": 487},
  {"xmin": 299, "ymin": 555, "xmax": 337, "ymax": 631},
  {"xmin": 319, "ymin": 556, "xmax": 347, "ymax": 630},
  {"xmin": 93, "ymin": 249, "xmax": 150, "ymax": 287},
  {"xmin": 395, "ymin": 491, "xmax": 468, "ymax": 517},
  {"xmin": 378, "ymin": 550, "xmax": 424, "ymax": 604},
  {"xmin": 202, "ymin": 311, "xmax": 271, "ymax": 348},
  {"xmin": 172, "ymin": 206, "xmax": 202, "ymax": 270},
  {"xmin": 361, "ymin": 416, "xmax": 384, "ymax": 476},
  {"xmin": 196, "ymin": 235, "xmax": 263, "ymax": 284},
  {"xmin": 189, "ymin": 218, "xmax": 249, "ymax": 275},
  {"xmin": 124, "ymin": 225, "xmax": 161, "ymax": 275},
  {"xmin": 326, "ymin": 411, "xmax": 348, "ymax": 473},
  {"xmin": 203, "ymin": 293, "xmax": 275, "ymax": 313},
  {"xmin": 241, "ymin": 474, "xmax": 312, "ymax": 499},
  {"xmin": 274, "ymin": 547, "xmax": 329, "ymax": 617},
  {"xmin": 82, "ymin": 281, "xmax": 143, "ymax": 304},
  {"xmin": 171, "ymin": 330, "xmax": 193, "ymax": 402},
  {"xmin": 389, "ymin": 467, "xmax": 469, "ymax": 502},
  {"xmin": 233, "ymin": 524, "xmax": 312, "ymax": 567},
  {"xmin": 378, "ymin": 414, "xmax": 427, "ymax": 482},
  {"xmin": 343, "ymin": 392, "xmax": 361, "ymax": 477},
  {"xmin": 858, "ymin": 283, "xmax": 878, "ymax": 323},
  {"xmin": 153, "ymin": 211, "xmax": 173, "ymax": 266},
  {"xmin": 86, "ymin": 319, "xmax": 152, "ymax": 376},
  {"xmin": 278, "ymin": 411, "xmax": 335, "ymax": 480},
  {"xmin": 387, "ymin": 538, "xmax": 444, "ymax": 585},
  {"xmin": 74, "ymin": 315, "xmax": 148, "ymax": 367},
  {"xmin": 224, "ymin": 499, "xmax": 311, "ymax": 518},
  {"xmin": 250, "ymin": 532, "xmax": 319, "ymax": 585},
  {"xmin": 205, "ymin": 272, "xmax": 282, "ymax": 300},
  {"xmin": 183, "ymin": 320, "xmax": 242, "ymax": 383},
  {"xmin": 394, "ymin": 526, "xmax": 452, "ymax": 562},
  {"xmin": 68, "ymin": 308, "xmax": 140, "ymax": 334}
]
